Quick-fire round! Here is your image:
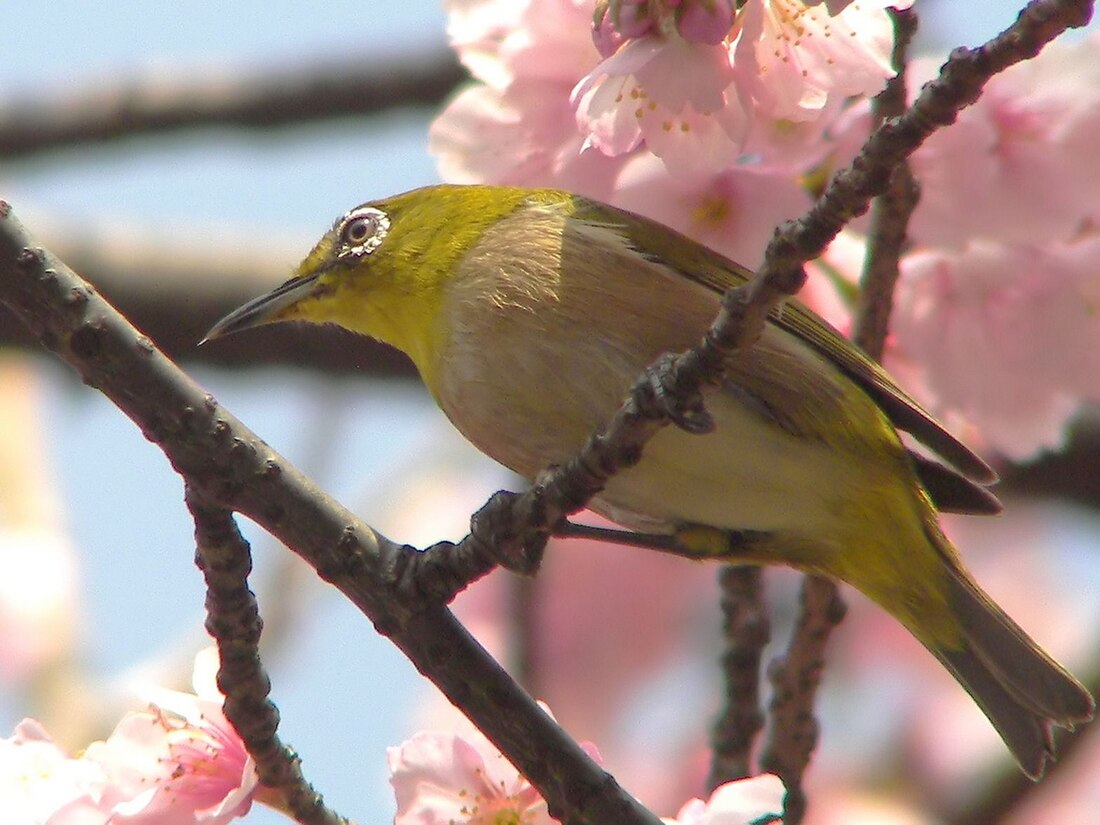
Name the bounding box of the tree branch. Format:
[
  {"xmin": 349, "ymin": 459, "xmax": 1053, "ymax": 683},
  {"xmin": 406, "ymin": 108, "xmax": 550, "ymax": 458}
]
[
  {"xmin": 853, "ymin": 5, "xmax": 921, "ymax": 361},
  {"xmin": 758, "ymin": 577, "xmax": 847, "ymax": 824},
  {"xmin": 0, "ymin": 225, "xmax": 418, "ymax": 375},
  {"xmin": 0, "ymin": 203, "xmax": 661, "ymax": 825},
  {"xmin": 0, "ymin": 50, "xmax": 465, "ymax": 160},
  {"xmin": 707, "ymin": 565, "xmax": 769, "ymax": 789},
  {"xmin": 187, "ymin": 485, "xmax": 349, "ymax": 825}
]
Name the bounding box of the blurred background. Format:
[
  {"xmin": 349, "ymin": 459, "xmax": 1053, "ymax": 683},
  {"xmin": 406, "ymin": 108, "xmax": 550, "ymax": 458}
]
[{"xmin": 2, "ymin": 2, "xmax": 1098, "ymax": 822}]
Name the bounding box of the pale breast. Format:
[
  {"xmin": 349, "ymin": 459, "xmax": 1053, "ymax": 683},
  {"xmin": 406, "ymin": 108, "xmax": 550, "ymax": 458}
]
[{"xmin": 434, "ymin": 206, "xmax": 715, "ymax": 476}]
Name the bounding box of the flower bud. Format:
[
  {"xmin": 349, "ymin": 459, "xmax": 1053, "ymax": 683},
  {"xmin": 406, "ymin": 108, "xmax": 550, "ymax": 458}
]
[
  {"xmin": 592, "ymin": 0, "xmax": 656, "ymax": 58},
  {"xmin": 676, "ymin": 0, "xmax": 736, "ymax": 44}
]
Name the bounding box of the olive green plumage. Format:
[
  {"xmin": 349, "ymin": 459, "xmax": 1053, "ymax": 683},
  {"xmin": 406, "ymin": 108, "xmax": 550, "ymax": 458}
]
[{"xmin": 206, "ymin": 183, "xmax": 1093, "ymax": 777}]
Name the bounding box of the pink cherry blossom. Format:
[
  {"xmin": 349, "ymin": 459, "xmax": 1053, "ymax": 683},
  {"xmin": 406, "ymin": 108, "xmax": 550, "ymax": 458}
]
[
  {"xmin": 733, "ymin": 0, "xmax": 910, "ymax": 124},
  {"xmin": 891, "ymin": 236, "xmax": 1100, "ymax": 459},
  {"xmin": 676, "ymin": 0, "xmax": 738, "ymax": 45},
  {"xmin": 593, "ymin": 0, "xmax": 656, "ymax": 58},
  {"xmin": 36, "ymin": 650, "xmax": 260, "ymax": 825},
  {"xmin": 571, "ymin": 4, "xmax": 752, "ymax": 175},
  {"xmin": 661, "ymin": 774, "xmax": 784, "ymax": 825},
  {"xmin": 433, "ymin": 0, "xmax": 629, "ymax": 194},
  {"xmin": 593, "ymin": 1, "xmax": 737, "ymax": 51},
  {"xmin": 447, "ymin": 0, "xmax": 598, "ymax": 89},
  {"xmin": 442, "ymin": 0, "xmax": 528, "ymax": 88},
  {"xmin": 1, "ymin": 720, "xmax": 102, "ymax": 823},
  {"xmin": 49, "ymin": 694, "xmax": 259, "ymax": 825},
  {"xmin": 736, "ymin": 96, "xmax": 845, "ymax": 172},
  {"xmin": 572, "ymin": 33, "xmax": 741, "ymax": 170},
  {"xmin": 437, "ymin": 0, "xmax": 908, "ymax": 185},
  {"xmin": 612, "ymin": 153, "xmax": 813, "ymax": 266},
  {"xmin": 430, "ymin": 79, "xmax": 626, "ymax": 199},
  {"xmin": 2, "ymin": 688, "xmax": 259, "ymax": 825},
  {"xmin": 908, "ymin": 35, "xmax": 1100, "ymax": 249},
  {"xmin": 388, "ymin": 717, "xmax": 602, "ymax": 825}
]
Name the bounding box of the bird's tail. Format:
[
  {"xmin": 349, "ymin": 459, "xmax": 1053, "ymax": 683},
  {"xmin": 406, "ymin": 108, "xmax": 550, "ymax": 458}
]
[{"xmin": 924, "ymin": 525, "xmax": 1094, "ymax": 779}]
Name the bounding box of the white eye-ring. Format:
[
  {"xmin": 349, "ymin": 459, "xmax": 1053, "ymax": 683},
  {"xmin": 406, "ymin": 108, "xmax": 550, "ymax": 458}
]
[{"xmin": 336, "ymin": 207, "xmax": 390, "ymax": 258}]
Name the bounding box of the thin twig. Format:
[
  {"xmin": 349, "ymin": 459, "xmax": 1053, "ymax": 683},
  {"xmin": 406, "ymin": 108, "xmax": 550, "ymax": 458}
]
[
  {"xmin": 187, "ymin": 485, "xmax": 349, "ymax": 825},
  {"xmin": 853, "ymin": 5, "xmax": 921, "ymax": 360},
  {"xmin": 707, "ymin": 566, "xmax": 769, "ymax": 789},
  {"xmin": 758, "ymin": 578, "xmax": 847, "ymax": 825}
]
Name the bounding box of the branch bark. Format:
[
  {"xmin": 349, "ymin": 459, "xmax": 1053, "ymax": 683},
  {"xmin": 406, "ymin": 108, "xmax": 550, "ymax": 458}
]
[
  {"xmin": 188, "ymin": 485, "xmax": 348, "ymax": 825},
  {"xmin": 707, "ymin": 565, "xmax": 769, "ymax": 789},
  {"xmin": 0, "ymin": 204, "xmax": 661, "ymax": 825},
  {"xmin": 0, "ymin": 220, "xmax": 419, "ymax": 375},
  {"xmin": 0, "ymin": 50, "xmax": 465, "ymax": 160}
]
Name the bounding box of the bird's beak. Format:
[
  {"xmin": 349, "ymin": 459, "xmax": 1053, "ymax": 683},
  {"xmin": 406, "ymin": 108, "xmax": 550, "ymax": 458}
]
[{"xmin": 200, "ymin": 272, "xmax": 321, "ymax": 344}]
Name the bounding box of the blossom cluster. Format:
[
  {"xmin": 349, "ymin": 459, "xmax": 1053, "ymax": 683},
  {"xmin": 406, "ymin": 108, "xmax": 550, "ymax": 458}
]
[
  {"xmin": 4, "ymin": 676, "xmax": 782, "ymax": 825},
  {"xmin": 386, "ymin": 711, "xmax": 784, "ymax": 824},
  {"xmin": 432, "ymin": 0, "xmax": 1100, "ymax": 458},
  {"xmin": 2, "ymin": 694, "xmax": 258, "ymax": 824},
  {"xmin": 889, "ymin": 41, "xmax": 1100, "ymax": 457}
]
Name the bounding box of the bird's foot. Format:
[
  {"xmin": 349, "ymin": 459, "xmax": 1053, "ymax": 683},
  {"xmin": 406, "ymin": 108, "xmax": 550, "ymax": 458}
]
[{"xmin": 643, "ymin": 352, "xmax": 715, "ymax": 434}]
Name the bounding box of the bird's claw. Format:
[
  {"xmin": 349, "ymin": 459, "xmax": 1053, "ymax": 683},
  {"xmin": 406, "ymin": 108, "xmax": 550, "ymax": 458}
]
[
  {"xmin": 471, "ymin": 490, "xmax": 546, "ymax": 576},
  {"xmin": 644, "ymin": 353, "xmax": 715, "ymax": 435}
]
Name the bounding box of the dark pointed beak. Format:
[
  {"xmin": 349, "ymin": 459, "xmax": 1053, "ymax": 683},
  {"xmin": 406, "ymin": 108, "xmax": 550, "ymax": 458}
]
[{"xmin": 200, "ymin": 272, "xmax": 321, "ymax": 344}]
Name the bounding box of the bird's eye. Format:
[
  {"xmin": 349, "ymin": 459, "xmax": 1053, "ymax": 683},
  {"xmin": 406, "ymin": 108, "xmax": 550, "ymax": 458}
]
[
  {"xmin": 344, "ymin": 215, "xmax": 376, "ymax": 244},
  {"xmin": 336, "ymin": 207, "xmax": 390, "ymax": 258}
]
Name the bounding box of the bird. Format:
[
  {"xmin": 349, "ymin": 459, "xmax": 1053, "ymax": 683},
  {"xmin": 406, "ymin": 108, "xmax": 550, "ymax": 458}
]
[{"xmin": 205, "ymin": 183, "xmax": 1094, "ymax": 777}]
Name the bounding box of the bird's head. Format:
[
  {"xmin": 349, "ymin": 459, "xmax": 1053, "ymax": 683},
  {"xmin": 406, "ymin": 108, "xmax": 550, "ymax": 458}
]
[{"xmin": 203, "ymin": 184, "xmax": 535, "ymax": 382}]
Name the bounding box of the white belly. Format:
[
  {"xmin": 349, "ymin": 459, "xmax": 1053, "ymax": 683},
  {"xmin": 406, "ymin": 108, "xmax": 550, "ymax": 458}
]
[{"xmin": 592, "ymin": 389, "xmax": 865, "ymax": 534}]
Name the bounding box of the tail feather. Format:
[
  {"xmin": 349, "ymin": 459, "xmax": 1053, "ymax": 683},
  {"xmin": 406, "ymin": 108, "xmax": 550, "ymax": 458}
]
[
  {"xmin": 931, "ymin": 551, "xmax": 1094, "ymax": 778},
  {"xmin": 936, "ymin": 644, "xmax": 1056, "ymax": 779},
  {"xmin": 945, "ymin": 561, "xmax": 1094, "ymax": 724}
]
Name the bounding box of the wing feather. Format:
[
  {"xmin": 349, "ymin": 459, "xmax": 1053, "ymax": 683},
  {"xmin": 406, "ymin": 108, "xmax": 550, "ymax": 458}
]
[{"xmin": 566, "ymin": 196, "xmax": 997, "ymax": 484}]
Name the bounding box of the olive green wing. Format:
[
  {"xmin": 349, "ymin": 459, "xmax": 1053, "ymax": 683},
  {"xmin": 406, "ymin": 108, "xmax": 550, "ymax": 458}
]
[
  {"xmin": 772, "ymin": 300, "xmax": 996, "ymax": 484},
  {"xmin": 574, "ymin": 197, "xmax": 997, "ymax": 487}
]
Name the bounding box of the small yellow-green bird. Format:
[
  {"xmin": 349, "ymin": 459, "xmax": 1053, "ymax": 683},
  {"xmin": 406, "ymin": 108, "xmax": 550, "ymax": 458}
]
[{"xmin": 206, "ymin": 184, "xmax": 1093, "ymax": 777}]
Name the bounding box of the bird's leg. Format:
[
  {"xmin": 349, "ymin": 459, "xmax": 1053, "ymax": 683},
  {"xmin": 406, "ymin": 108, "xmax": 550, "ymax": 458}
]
[
  {"xmin": 674, "ymin": 523, "xmax": 745, "ymax": 557},
  {"xmin": 556, "ymin": 520, "xmax": 757, "ymax": 561},
  {"xmin": 554, "ymin": 520, "xmax": 684, "ymax": 553}
]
